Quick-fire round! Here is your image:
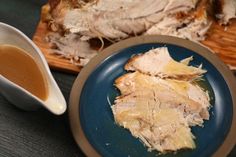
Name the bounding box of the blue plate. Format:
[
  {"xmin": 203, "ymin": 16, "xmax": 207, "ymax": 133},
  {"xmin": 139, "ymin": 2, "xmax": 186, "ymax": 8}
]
[{"xmin": 69, "ymin": 36, "xmax": 236, "ymax": 157}]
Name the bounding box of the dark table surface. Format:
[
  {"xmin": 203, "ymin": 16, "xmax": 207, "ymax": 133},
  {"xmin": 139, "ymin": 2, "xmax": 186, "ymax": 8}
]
[{"xmin": 0, "ymin": 0, "xmax": 235, "ymax": 157}]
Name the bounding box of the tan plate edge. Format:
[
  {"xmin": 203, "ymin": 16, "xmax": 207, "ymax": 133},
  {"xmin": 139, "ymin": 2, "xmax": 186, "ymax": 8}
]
[{"xmin": 69, "ymin": 35, "xmax": 236, "ymax": 157}]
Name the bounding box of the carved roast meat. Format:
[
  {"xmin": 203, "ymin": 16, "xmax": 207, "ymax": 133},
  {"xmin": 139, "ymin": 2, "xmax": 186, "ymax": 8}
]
[{"xmin": 45, "ymin": 0, "xmax": 218, "ymax": 66}]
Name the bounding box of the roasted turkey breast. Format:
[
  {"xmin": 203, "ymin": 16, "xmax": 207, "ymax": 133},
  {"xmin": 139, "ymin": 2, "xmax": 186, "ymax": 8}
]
[
  {"xmin": 44, "ymin": 0, "xmax": 217, "ymax": 66},
  {"xmin": 112, "ymin": 47, "xmax": 211, "ymax": 153}
]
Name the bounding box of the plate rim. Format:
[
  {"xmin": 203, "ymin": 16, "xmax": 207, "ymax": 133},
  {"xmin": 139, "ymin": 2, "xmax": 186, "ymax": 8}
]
[{"xmin": 69, "ymin": 35, "xmax": 236, "ymax": 157}]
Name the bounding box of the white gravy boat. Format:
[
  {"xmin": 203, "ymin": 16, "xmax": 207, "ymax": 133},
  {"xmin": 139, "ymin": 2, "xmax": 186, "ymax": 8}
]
[{"xmin": 0, "ymin": 22, "xmax": 66, "ymax": 115}]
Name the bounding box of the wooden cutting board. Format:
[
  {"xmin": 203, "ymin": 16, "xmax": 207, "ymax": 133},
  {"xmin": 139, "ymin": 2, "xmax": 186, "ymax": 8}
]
[
  {"xmin": 32, "ymin": 14, "xmax": 236, "ymax": 73},
  {"xmin": 201, "ymin": 20, "xmax": 236, "ymax": 70},
  {"xmin": 33, "ymin": 21, "xmax": 82, "ymax": 74}
]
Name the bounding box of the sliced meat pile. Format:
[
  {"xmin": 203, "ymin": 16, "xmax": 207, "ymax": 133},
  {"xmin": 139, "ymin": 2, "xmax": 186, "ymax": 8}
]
[
  {"xmin": 111, "ymin": 47, "xmax": 211, "ymax": 153},
  {"xmin": 43, "ymin": 0, "xmax": 236, "ymax": 66},
  {"xmin": 63, "ymin": 0, "xmax": 206, "ymax": 41},
  {"xmin": 44, "ymin": 0, "xmax": 215, "ymax": 66}
]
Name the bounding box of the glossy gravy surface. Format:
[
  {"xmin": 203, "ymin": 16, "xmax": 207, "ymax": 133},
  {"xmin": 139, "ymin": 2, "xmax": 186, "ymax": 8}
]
[{"xmin": 0, "ymin": 44, "xmax": 48, "ymax": 100}]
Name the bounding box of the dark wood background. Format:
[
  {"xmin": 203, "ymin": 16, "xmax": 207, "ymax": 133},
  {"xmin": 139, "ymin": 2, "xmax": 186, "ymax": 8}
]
[{"xmin": 0, "ymin": 0, "xmax": 235, "ymax": 156}]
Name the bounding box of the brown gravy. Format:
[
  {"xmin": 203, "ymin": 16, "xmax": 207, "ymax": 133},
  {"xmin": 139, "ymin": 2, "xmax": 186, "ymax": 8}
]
[{"xmin": 0, "ymin": 44, "xmax": 48, "ymax": 100}]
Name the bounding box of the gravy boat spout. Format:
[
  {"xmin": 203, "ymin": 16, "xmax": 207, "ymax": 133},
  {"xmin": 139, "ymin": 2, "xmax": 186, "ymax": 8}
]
[{"xmin": 0, "ymin": 22, "xmax": 66, "ymax": 115}]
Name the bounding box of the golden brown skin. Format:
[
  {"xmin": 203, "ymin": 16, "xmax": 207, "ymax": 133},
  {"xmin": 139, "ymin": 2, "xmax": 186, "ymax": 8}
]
[
  {"xmin": 48, "ymin": 0, "xmax": 97, "ymax": 10},
  {"xmin": 42, "ymin": 0, "xmax": 72, "ymax": 32},
  {"xmin": 49, "ymin": 0, "xmax": 77, "ymax": 10}
]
